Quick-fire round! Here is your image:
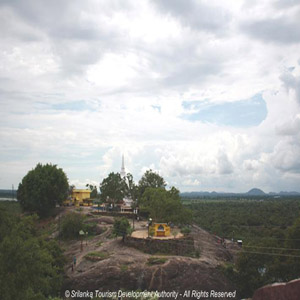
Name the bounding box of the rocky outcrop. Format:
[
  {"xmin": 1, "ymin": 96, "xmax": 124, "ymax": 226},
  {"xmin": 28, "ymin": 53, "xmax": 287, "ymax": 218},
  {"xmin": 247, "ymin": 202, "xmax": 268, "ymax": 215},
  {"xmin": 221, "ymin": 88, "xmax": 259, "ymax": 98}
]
[
  {"xmin": 252, "ymin": 278, "xmax": 300, "ymax": 300},
  {"xmin": 62, "ymin": 256, "xmax": 237, "ymax": 299},
  {"xmin": 62, "ymin": 222, "xmax": 239, "ymax": 300}
]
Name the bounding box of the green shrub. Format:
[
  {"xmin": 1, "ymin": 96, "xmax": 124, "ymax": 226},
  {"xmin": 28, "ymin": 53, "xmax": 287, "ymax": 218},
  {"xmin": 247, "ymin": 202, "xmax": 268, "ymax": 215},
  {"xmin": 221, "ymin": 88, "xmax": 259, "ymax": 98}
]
[
  {"xmin": 84, "ymin": 251, "xmax": 109, "ymax": 261},
  {"xmin": 147, "ymin": 257, "xmax": 167, "ymax": 265},
  {"xmin": 181, "ymin": 226, "xmax": 191, "ymax": 235},
  {"xmin": 120, "ymin": 264, "xmax": 128, "ymax": 272},
  {"xmin": 59, "ymin": 213, "xmax": 85, "ymax": 239},
  {"xmin": 113, "ymin": 217, "xmax": 131, "ymax": 242},
  {"xmin": 149, "ymin": 227, "xmax": 155, "ymax": 237},
  {"xmin": 84, "ymin": 221, "xmax": 98, "ymax": 235}
]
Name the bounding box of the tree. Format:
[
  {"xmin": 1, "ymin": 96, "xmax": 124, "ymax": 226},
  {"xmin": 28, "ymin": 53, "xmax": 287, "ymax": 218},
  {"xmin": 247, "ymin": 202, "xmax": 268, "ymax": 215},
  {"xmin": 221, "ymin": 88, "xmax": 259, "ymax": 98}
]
[
  {"xmin": 17, "ymin": 163, "xmax": 69, "ymax": 217},
  {"xmin": 138, "ymin": 169, "xmax": 166, "ymax": 198},
  {"xmin": 140, "ymin": 187, "xmax": 192, "ymax": 224},
  {"xmin": 286, "ymin": 216, "xmax": 300, "ymax": 249},
  {"xmin": 86, "ymin": 184, "xmax": 98, "ymax": 198},
  {"xmin": 0, "ymin": 209, "xmax": 65, "ymax": 300},
  {"xmin": 168, "ymin": 186, "xmax": 180, "ymax": 198},
  {"xmin": 124, "ymin": 173, "xmax": 139, "ymax": 208},
  {"xmin": 283, "ymin": 216, "xmax": 300, "ymax": 279},
  {"xmin": 59, "ymin": 212, "xmax": 85, "ymax": 240},
  {"xmin": 113, "ymin": 217, "xmax": 131, "ymax": 242},
  {"xmin": 100, "ymin": 172, "xmax": 127, "ymax": 207},
  {"xmin": 68, "ymin": 184, "xmax": 75, "ymax": 197}
]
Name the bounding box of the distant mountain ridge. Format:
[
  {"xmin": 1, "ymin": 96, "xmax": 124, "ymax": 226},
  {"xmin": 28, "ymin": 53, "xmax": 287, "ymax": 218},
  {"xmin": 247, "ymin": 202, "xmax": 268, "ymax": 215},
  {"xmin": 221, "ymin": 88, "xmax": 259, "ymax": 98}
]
[{"xmin": 181, "ymin": 188, "xmax": 300, "ymax": 198}]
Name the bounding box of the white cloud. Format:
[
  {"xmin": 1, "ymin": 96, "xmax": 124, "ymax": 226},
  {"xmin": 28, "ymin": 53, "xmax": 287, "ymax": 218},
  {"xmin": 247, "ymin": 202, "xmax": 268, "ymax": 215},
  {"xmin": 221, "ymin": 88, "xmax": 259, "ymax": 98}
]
[{"xmin": 0, "ymin": 0, "xmax": 300, "ymax": 192}]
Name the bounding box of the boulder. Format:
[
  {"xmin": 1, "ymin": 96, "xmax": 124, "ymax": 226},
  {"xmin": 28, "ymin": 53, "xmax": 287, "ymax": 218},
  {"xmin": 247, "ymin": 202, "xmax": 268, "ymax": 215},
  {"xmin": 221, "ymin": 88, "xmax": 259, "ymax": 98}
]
[{"xmin": 253, "ymin": 278, "xmax": 300, "ymax": 300}]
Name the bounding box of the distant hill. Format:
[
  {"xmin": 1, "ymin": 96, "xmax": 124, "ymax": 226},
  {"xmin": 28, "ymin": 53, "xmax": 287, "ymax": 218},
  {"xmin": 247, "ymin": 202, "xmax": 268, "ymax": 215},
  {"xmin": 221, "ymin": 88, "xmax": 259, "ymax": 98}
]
[
  {"xmin": 181, "ymin": 188, "xmax": 300, "ymax": 198},
  {"xmin": 279, "ymin": 191, "xmax": 300, "ymax": 196},
  {"xmin": 246, "ymin": 188, "xmax": 265, "ymax": 196}
]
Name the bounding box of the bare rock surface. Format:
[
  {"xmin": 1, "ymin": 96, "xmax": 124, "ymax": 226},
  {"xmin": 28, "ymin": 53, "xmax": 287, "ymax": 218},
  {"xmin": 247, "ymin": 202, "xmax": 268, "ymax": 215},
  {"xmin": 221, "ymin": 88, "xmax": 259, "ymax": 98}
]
[
  {"xmin": 62, "ymin": 219, "xmax": 239, "ymax": 299},
  {"xmin": 252, "ymin": 278, "xmax": 300, "ymax": 300}
]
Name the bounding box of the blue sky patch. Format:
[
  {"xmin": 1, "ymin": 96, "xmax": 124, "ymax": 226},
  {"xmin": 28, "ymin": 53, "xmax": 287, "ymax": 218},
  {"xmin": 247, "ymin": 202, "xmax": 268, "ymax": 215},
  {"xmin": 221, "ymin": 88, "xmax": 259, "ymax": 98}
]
[
  {"xmin": 181, "ymin": 94, "xmax": 267, "ymax": 127},
  {"xmin": 152, "ymin": 105, "xmax": 161, "ymax": 113}
]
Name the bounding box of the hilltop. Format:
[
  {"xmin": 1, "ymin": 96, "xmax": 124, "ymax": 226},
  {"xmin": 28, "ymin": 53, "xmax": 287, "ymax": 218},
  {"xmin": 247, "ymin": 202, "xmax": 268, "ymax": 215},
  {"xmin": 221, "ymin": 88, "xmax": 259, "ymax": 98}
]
[
  {"xmin": 246, "ymin": 188, "xmax": 265, "ymax": 195},
  {"xmin": 56, "ymin": 207, "xmax": 239, "ymax": 298}
]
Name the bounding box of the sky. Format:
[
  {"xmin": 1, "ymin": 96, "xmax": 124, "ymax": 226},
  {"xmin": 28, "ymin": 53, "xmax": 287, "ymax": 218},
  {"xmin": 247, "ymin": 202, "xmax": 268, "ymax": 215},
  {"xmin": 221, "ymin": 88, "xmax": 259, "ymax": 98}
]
[{"xmin": 0, "ymin": 0, "xmax": 300, "ymax": 193}]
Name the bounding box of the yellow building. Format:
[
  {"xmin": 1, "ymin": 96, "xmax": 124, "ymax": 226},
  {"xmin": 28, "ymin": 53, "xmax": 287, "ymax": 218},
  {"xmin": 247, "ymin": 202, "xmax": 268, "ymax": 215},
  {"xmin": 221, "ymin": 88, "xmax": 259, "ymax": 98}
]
[
  {"xmin": 72, "ymin": 189, "xmax": 91, "ymax": 206},
  {"xmin": 150, "ymin": 223, "xmax": 171, "ymax": 237}
]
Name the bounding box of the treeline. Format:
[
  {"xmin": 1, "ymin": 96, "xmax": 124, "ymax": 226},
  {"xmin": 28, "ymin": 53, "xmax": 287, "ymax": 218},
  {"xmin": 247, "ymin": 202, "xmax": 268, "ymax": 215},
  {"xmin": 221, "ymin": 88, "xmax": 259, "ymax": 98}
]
[
  {"xmin": 189, "ymin": 198, "xmax": 300, "ymax": 240},
  {"xmin": 188, "ymin": 198, "xmax": 300, "ymax": 297}
]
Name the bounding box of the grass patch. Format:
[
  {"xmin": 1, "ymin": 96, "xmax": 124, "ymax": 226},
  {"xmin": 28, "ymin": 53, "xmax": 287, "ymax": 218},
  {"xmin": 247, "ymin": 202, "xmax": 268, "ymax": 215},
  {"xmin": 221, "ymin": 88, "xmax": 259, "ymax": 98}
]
[
  {"xmin": 86, "ymin": 233, "xmax": 96, "ymax": 240},
  {"xmin": 147, "ymin": 257, "xmax": 167, "ymax": 266},
  {"xmin": 85, "ymin": 251, "xmax": 110, "ymax": 261},
  {"xmin": 219, "ymin": 263, "xmax": 237, "ymax": 283},
  {"xmin": 120, "ymin": 264, "xmax": 128, "ymax": 272},
  {"xmin": 101, "ymin": 227, "xmax": 108, "ymax": 233},
  {"xmin": 107, "ymin": 233, "xmax": 115, "ymax": 239},
  {"xmin": 96, "ymin": 241, "xmax": 102, "ymax": 247}
]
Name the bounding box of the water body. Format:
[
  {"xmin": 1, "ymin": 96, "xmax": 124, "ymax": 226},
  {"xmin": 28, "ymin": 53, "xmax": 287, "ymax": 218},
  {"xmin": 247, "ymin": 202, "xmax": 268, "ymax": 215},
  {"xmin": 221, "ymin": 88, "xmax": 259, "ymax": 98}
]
[{"xmin": 0, "ymin": 197, "xmax": 17, "ymax": 201}]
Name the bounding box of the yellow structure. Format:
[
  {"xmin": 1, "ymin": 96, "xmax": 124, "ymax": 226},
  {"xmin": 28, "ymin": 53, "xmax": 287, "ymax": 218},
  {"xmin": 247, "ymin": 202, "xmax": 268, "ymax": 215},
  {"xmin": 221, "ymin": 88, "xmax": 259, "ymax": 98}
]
[
  {"xmin": 72, "ymin": 189, "xmax": 92, "ymax": 206},
  {"xmin": 63, "ymin": 198, "xmax": 73, "ymax": 206},
  {"xmin": 150, "ymin": 223, "xmax": 171, "ymax": 237}
]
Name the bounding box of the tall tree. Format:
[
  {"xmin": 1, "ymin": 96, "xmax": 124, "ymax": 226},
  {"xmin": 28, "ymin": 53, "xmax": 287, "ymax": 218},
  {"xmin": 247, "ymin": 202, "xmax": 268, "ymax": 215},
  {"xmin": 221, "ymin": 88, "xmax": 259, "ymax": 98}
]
[
  {"xmin": 140, "ymin": 187, "xmax": 191, "ymax": 224},
  {"xmin": 86, "ymin": 184, "xmax": 97, "ymax": 198},
  {"xmin": 138, "ymin": 169, "xmax": 166, "ymax": 198},
  {"xmin": 124, "ymin": 173, "xmax": 139, "ymax": 205},
  {"xmin": 68, "ymin": 184, "xmax": 75, "ymax": 197},
  {"xmin": 17, "ymin": 163, "xmax": 69, "ymax": 217},
  {"xmin": 99, "ymin": 172, "xmax": 127, "ymax": 208}
]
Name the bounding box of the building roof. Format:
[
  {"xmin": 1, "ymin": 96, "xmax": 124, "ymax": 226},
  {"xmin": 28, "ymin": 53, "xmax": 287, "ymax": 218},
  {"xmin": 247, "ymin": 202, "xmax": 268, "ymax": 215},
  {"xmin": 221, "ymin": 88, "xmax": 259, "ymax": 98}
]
[{"xmin": 72, "ymin": 189, "xmax": 91, "ymax": 193}]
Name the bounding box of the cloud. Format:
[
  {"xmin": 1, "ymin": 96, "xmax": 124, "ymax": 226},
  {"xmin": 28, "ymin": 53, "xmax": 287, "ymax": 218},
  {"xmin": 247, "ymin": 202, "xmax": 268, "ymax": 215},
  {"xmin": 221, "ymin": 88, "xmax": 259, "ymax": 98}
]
[
  {"xmin": 273, "ymin": 0, "xmax": 300, "ymax": 9},
  {"xmin": 279, "ymin": 69, "xmax": 300, "ymax": 104},
  {"xmin": 271, "ymin": 138, "xmax": 300, "ymax": 173},
  {"xmin": 276, "ymin": 115, "xmax": 300, "ymax": 136},
  {"xmin": 241, "ymin": 4, "xmax": 300, "ymax": 44},
  {"xmin": 153, "ymin": 0, "xmax": 231, "ymax": 33},
  {"xmin": 217, "ymin": 152, "xmax": 234, "ymax": 175},
  {"xmin": 0, "ymin": 0, "xmax": 300, "ymax": 192}
]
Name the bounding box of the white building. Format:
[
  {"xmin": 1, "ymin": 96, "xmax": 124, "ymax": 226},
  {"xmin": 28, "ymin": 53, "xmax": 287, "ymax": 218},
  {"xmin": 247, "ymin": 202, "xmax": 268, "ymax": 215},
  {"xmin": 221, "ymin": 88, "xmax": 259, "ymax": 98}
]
[
  {"xmin": 120, "ymin": 154, "xmax": 126, "ymax": 178},
  {"xmin": 120, "ymin": 154, "xmax": 134, "ymax": 212}
]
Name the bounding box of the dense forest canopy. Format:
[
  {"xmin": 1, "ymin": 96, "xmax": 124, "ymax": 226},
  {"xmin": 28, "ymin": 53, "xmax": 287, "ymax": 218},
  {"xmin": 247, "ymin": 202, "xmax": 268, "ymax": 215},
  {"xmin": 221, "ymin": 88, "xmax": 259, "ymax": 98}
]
[
  {"xmin": 0, "ymin": 202, "xmax": 65, "ymax": 300},
  {"xmin": 186, "ymin": 198, "xmax": 300, "ymax": 297}
]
